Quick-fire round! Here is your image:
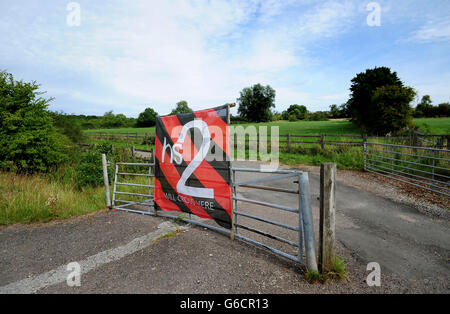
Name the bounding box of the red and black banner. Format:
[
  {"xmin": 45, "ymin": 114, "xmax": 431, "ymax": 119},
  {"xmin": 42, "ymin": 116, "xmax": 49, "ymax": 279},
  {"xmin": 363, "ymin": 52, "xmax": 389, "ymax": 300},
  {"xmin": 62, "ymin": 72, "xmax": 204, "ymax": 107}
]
[{"xmin": 154, "ymin": 105, "xmax": 232, "ymax": 229}]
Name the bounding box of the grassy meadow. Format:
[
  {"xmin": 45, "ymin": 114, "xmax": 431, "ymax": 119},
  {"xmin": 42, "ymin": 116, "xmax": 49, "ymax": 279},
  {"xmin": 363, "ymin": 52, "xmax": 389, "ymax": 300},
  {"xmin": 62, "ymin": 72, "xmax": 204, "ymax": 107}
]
[{"xmin": 83, "ymin": 118, "xmax": 450, "ymax": 136}]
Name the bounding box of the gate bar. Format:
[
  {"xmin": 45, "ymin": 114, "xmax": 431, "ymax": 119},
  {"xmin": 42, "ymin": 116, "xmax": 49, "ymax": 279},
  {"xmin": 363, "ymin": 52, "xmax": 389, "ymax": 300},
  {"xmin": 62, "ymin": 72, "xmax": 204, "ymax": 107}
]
[
  {"xmin": 238, "ymin": 184, "xmax": 299, "ymax": 194},
  {"xmin": 234, "ymin": 173, "xmax": 297, "ymax": 187},
  {"xmin": 234, "ymin": 234, "xmax": 300, "ymax": 263},
  {"xmin": 116, "ymin": 162, "xmax": 154, "ymax": 166},
  {"xmin": 115, "ymin": 182, "xmax": 155, "ymax": 188},
  {"xmin": 232, "ymin": 168, "xmax": 299, "ymax": 174},
  {"xmin": 235, "ymin": 223, "xmax": 299, "ymax": 247},
  {"xmin": 235, "ymin": 210, "xmax": 298, "ymax": 231},
  {"xmin": 118, "ymin": 172, "xmax": 154, "ymax": 177},
  {"xmin": 114, "ymin": 191, "xmax": 154, "ymax": 197},
  {"xmin": 232, "ymin": 197, "xmax": 298, "ymax": 213}
]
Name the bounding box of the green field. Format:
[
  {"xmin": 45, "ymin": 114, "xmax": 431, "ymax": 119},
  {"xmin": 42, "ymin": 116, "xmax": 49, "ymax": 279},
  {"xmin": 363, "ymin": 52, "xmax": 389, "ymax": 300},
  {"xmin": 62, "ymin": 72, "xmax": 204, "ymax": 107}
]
[
  {"xmin": 83, "ymin": 119, "xmax": 359, "ymax": 135},
  {"xmin": 84, "ymin": 118, "xmax": 449, "ymax": 136},
  {"xmin": 413, "ymin": 117, "xmax": 450, "ymax": 134}
]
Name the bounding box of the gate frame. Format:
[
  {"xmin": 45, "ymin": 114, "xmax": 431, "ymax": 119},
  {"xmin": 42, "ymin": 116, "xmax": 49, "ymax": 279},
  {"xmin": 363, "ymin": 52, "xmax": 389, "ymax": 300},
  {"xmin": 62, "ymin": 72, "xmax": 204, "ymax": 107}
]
[{"xmin": 108, "ymin": 157, "xmax": 318, "ymax": 271}]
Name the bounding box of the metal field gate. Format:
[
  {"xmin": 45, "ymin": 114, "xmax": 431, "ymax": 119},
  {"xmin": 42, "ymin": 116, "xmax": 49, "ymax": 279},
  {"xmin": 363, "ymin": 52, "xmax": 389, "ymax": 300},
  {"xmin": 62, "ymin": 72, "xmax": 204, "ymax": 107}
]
[
  {"xmin": 364, "ymin": 142, "xmax": 450, "ymax": 197},
  {"xmin": 110, "ymin": 160, "xmax": 318, "ymax": 271},
  {"xmin": 108, "ymin": 104, "xmax": 318, "ymax": 271}
]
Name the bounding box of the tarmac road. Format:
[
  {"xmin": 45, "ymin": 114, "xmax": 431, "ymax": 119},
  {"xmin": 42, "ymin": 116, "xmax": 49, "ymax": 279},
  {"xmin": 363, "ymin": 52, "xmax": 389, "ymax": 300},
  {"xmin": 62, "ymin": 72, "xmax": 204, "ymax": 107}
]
[
  {"xmin": 0, "ymin": 160, "xmax": 448, "ymax": 293},
  {"xmin": 232, "ymin": 161, "xmax": 450, "ymax": 281}
]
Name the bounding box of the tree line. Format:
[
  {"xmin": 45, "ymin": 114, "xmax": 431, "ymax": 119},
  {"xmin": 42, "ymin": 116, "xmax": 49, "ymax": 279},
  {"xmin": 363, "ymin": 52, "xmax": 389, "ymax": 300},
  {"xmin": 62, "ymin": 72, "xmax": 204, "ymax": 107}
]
[{"xmin": 2, "ymin": 66, "xmax": 449, "ymax": 174}]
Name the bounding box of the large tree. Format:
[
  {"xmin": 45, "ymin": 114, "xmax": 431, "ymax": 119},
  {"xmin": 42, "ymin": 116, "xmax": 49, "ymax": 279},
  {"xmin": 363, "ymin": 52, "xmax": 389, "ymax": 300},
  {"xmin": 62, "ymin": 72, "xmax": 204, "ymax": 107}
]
[
  {"xmin": 237, "ymin": 84, "xmax": 276, "ymax": 122},
  {"xmin": 137, "ymin": 107, "xmax": 158, "ymax": 127},
  {"xmin": 370, "ymin": 85, "xmax": 415, "ymax": 134},
  {"xmin": 170, "ymin": 100, "xmax": 193, "ymax": 115},
  {"xmin": 347, "ymin": 67, "xmax": 415, "ymax": 135}
]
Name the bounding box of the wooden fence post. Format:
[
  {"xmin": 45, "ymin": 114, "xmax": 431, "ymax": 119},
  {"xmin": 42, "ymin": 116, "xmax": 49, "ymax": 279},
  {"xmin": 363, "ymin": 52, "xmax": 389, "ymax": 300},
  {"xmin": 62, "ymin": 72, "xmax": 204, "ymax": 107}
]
[
  {"xmin": 320, "ymin": 134, "xmax": 325, "ymax": 150},
  {"xmin": 131, "ymin": 146, "xmax": 135, "ymax": 157},
  {"xmin": 287, "ymin": 133, "xmax": 291, "ymax": 151},
  {"xmin": 101, "ymin": 154, "xmax": 112, "ymax": 209},
  {"xmin": 363, "ymin": 134, "xmax": 367, "ymax": 171},
  {"xmin": 412, "ymin": 133, "xmax": 418, "ymax": 152},
  {"xmin": 319, "ymin": 162, "xmax": 336, "ymax": 273}
]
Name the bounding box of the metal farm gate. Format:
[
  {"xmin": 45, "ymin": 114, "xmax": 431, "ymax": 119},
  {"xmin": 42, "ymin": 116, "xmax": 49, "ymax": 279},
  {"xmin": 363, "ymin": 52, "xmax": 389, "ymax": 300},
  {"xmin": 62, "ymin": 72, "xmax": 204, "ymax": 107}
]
[
  {"xmin": 364, "ymin": 142, "xmax": 450, "ymax": 197},
  {"xmin": 109, "ymin": 158, "xmax": 318, "ymax": 271}
]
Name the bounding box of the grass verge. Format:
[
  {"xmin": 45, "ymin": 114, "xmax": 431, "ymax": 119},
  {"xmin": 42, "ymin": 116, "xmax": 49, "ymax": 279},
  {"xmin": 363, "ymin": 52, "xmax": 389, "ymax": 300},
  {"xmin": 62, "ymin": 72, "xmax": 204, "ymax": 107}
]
[{"xmin": 0, "ymin": 172, "xmax": 107, "ymax": 226}]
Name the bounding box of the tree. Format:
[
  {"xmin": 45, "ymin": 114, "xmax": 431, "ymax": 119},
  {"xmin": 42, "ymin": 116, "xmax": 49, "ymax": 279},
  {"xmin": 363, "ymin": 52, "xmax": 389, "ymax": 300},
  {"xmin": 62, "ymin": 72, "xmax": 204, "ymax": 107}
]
[
  {"xmin": 414, "ymin": 95, "xmax": 433, "ymax": 117},
  {"xmin": 170, "ymin": 100, "xmax": 193, "ymax": 115},
  {"xmin": 329, "ymin": 104, "xmax": 340, "ymax": 118},
  {"xmin": 282, "ymin": 104, "xmax": 308, "ymax": 121},
  {"xmin": 101, "ymin": 111, "xmax": 131, "ymax": 128},
  {"xmin": 347, "ymin": 67, "xmax": 414, "ymax": 135},
  {"xmin": 237, "ymin": 84, "xmax": 276, "ymax": 122},
  {"xmin": 137, "ymin": 107, "xmax": 158, "ymax": 127},
  {"xmin": 0, "ymin": 70, "xmax": 69, "ymax": 173},
  {"xmin": 436, "ymin": 103, "xmax": 450, "ymax": 117},
  {"xmin": 369, "ymin": 85, "xmax": 415, "ymax": 134},
  {"xmin": 338, "ymin": 103, "xmax": 350, "ymax": 118}
]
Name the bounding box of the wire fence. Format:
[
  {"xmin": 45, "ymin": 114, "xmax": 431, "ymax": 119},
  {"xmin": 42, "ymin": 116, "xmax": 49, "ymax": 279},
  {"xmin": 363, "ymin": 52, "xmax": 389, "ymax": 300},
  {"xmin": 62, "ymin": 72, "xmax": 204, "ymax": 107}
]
[
  {"xmin": 86, "ymin": 131, "xmax": 450, "ymax": 150},
  {"xmin": 89, "ymin": 131, "xmax": 450, "ymax": 197}
]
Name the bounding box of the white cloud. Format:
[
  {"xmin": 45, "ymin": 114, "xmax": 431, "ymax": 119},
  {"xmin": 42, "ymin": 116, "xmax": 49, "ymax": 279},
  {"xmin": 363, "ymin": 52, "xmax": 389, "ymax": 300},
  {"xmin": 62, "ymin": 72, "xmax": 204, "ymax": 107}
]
[
  {"xmin": 2, "ymin": 0, "xmax": 449, "ymax": 116},
  {"xmin": 408, "ymin": 20, "xmax": 450, "ymax": 43}
]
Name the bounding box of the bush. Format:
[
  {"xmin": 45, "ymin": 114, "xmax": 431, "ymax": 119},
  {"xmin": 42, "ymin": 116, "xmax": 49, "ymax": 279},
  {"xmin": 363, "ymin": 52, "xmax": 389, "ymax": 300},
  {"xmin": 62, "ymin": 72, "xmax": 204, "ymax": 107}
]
[
  {"xmin": 49, "ymin": 111, "xmax": 84, "ymax": 143},
  {"xmin": 74, "ymin": 150, "xmax": 104, "ymax": 189},
  {"xmin": 0, "ymin": 71, "xmax": 69, "ymax": 173},
  {"xmin": 307, "ymin": 111, "xmax": 329, "ymax": 121},
  {"xmin": 283, "ymin": 104, "xmax": 308, "ymax": 120}
]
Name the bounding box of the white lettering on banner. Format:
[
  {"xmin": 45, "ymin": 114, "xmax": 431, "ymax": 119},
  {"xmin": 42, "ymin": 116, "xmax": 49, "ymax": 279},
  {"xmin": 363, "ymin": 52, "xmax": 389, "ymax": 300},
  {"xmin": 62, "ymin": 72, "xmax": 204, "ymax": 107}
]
[{"xmin": 162, "ymin": 119, "xmax": 214, "ymax": 199}]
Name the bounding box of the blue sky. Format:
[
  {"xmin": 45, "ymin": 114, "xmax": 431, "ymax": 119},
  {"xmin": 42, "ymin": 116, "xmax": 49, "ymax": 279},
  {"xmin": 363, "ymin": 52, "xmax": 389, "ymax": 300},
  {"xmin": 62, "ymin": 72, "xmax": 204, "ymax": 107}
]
[{"xmin": 1, "ymin": 0, "xmax": 450, "ymax": 117}]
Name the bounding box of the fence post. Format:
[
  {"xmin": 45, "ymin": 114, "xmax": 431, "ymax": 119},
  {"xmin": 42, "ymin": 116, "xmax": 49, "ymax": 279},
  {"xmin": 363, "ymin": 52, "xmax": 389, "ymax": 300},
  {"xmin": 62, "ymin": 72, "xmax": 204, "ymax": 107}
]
[
  {"xmin": 287, "ymin": 133, "xmax": 291, "ymax": 151},
  {"xmin": 320, "ymin": 134, "xmax": 325, "ymax": 150},
  {"xmin": 319, "ymin": 163, "xmax": 336, "ymax": 272},
  {"xmin": 131, "ymin": 146, "xmax": 135, "ymax": 158},
  {"xmin": 412, "ymin": 133, "xmax": 418, "ymax": 152},
  {"xmin": 363, "ymin": 134, "xmax": 367, "ymax": 171},
  {"xmin": 101, "ymin": 154, "xmax": 112, "ymax": 209},
  {"xmin": 298, "ymin": 172, "xmax": 318, "ymax": 272}
]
